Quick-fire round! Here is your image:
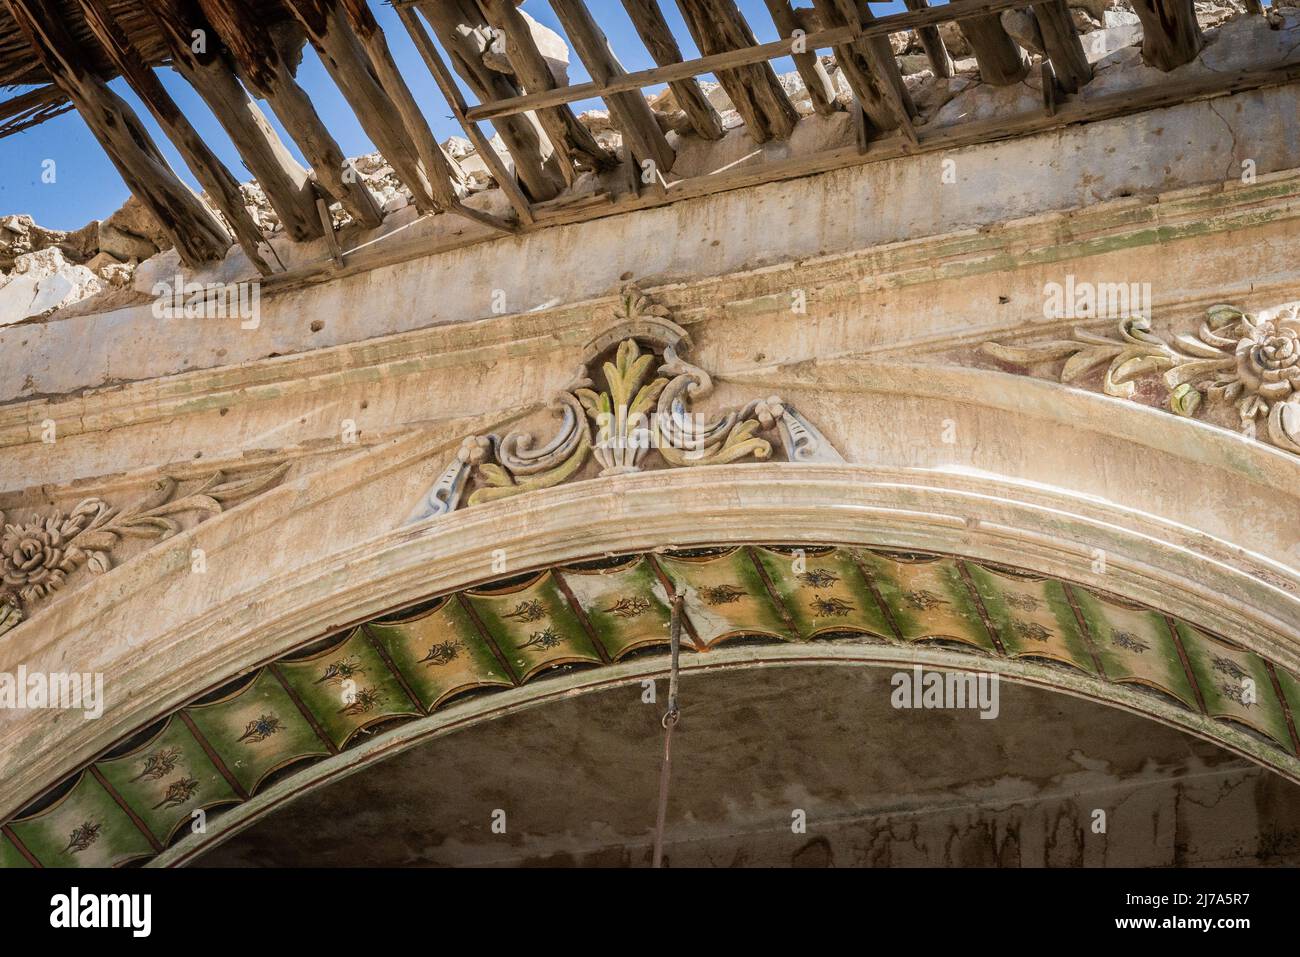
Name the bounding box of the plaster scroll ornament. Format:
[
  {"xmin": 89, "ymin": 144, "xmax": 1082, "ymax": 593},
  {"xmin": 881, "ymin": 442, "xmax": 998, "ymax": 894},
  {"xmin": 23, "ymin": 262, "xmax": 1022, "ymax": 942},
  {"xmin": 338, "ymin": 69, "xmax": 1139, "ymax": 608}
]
[
  {"xmin": 0, "ymin": 463, "xmax": 290, "ymax": 637},
  {"xmin": 982, "ymin": 303, "xmax": 1300, "ymax": 454},
  {"xmin": 406, "ymin": 287, "xmax": 844, "ymax": 523}
]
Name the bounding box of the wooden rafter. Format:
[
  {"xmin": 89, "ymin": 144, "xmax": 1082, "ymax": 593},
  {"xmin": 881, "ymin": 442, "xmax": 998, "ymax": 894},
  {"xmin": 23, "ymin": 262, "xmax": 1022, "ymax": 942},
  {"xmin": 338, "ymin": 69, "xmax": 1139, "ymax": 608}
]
[
  {"xmin": 462, "ymin": 0, "xmax": 1039, "ymax": 124},
  {"xmin": 0, "ymin": 82, "xmax": 71, "ymax": 138},
  {"xmin": 952, "ymin": 0, "xmax": 1029, "ymax": 85},
  {"xmin": 1033, "ymin": 1, "xmax": 1091, "ymax": 93},
  {"xmin": 282, "ymin": 0, "xmax": 457, "ymax": 214},
  {"xmin": 550, "ymin": 0, "xmax": 675, "ymax": 175},
  {"xmin": 1130, "ymin": 0, "xmax": 1205, "ymax": 71},
  {"xmin": 812, "ymin": 0, "xmax": 915, "ymax": 141},
  {"xmin": 197, "ymin": 0, "xmax": 384, "ymax": 228},
  {"xmin": 762, "ymin": 0, "xmax": 839, "ymax": 117},
  {"xmin": 477, "ymin": 0, "xmax": 617, "ymax": 181},
  {"xmin": 144, "ymin": 0, "xmax": 322, "ymax": 242},
  {"xmin": 4, "ymin": 0, "xmax": 232, "ymax": 268},
  {"xmin": 413, "ymin": 0, "xmax": 563, "ymax": 202},
  {"xmin": 902, "ymin": 0, "xmax": 953, "ymax": 79},
  {"xmin": 397, "ymin": 3, "xmax": 535, "ymax": 224},
  {"xmin": 675, "ymin": 0, "xmax": 799, "ymax": 143},
  {"xmin": 74, "ymin": 0, "xmax": 272, "ymax": 274},
  {"xmin": 620, "ymin": 0, "xmax": 724, "ymax": 139}
]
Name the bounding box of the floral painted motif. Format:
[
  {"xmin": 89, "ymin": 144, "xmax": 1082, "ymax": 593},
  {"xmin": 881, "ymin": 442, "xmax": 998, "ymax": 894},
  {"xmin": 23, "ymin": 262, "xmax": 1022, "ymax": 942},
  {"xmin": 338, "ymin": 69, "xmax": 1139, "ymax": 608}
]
[
  {"xmin": 601, "ymin": 596, "xmax": 651, "ymax": 619},
  {"xmin": 64, "ymin": 821, "xmax": 101, "ymax": 854},
  {"xmin": 152, "ymin": 776, "xmax": 200, "ymax": 810},
  {"xmin": 1003, "ymin": 592, "xmax": 1042, "ymax": 613},
  {"xmin": 699, "ymin": 584, "xmax": 746, "ymax": 606},
  {"xmin": 797, "ymin": 569, "xmax": 839, "ymax": 589},
  {"xmin": 1212, "ymin": 655, "xmax": 1248, "ymax": 681},
  {"xmin": 131, "ymin": 747, "xmax": 182, "ymax": 783},
  {"xmin": 518, "ymin": 627, "xmax": 564, "ymax": 651},
  {"xmin": 419, "ymin": 640, "xmax": 462, "ymax": 666},
  {"xmin": 903, "ymin": 588, "xmax": 947, "ymax": 611},
  {"xmin": 811, "ymin": 595, "xmax": 853, "ymax": 617},
  {"xmin": 503, "ymin": 600, "xmax": 546, "ymax": 623},
  {"xmin": 1111, "ymin": 630, "xmax": 1150, "ymax": 654},
  {"xmin": 315, "ymin": 655, "xmax": 366, "ymax": 685},
  {"xmin": 340, "ymin": 687, "xmax": 386, "ymax": 716},
  {"xmin": 1011, "ymin": 619, "xmax": 1052, "ymax": 643},
  {"xmin": 238, "ymin": 714, "xmax": 284, "ymax": 744}
]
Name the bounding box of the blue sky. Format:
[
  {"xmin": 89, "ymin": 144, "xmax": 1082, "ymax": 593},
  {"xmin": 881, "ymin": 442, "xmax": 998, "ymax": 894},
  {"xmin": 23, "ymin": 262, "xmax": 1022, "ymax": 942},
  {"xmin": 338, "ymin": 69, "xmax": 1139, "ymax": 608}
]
[{"xmin": 1, "ymin": 0, "xmax": 914, "ymax": 230}]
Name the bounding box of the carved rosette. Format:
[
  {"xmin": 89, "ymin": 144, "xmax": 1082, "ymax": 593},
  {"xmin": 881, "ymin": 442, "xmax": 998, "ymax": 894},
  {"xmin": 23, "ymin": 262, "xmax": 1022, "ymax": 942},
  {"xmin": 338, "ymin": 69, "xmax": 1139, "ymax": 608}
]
[
  {"xmin": 406, "ymin": 288, "xmax": 843, "ymax": 523},
  {"xmin": 0, "ymin": 464, "xmax": 289, "ymax": 637},
  {"xmin": 982, "ymin": 303, "xmax": 1300, "ymax": 453}
]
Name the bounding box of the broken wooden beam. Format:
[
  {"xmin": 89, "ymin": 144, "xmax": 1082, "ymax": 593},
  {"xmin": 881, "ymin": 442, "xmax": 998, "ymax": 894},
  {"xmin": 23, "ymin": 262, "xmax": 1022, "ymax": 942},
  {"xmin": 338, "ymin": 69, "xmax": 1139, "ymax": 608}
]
[
  {"xmin": 413, "ymin": 0, "xmax": 562, "ymax": 202},
  {"xmin": 620, "ymin": 0, "xmax": 724, "ymax": 139},
  {"xmin": 675, "ymin": 0, "xmax": 800, "ymax": 142},
  {"xmin": 902, "ymin": 0, "xmax": 953, "ymax": 79},
  {"xmin": 551, "ymin": 0, "xmax": 676, "ymax": 175},
  {"xmin": 477, "ymin": 0, "xmax": 617, "ymax": 180},
  {"xmin": 74, "ymin": 0, "xmax": 272, "ymax": 274},
  {"xmin": 337, "ymin": 0, "xmax": 469, "ymax": 209},
  {"xmin": 197, "ymin": 0, "xmax": 385, "ymax": 229},
  {"xmin": 812, "ymin": 0, "xmax": 915, "ymax": 139},
  {"xmin": 282, "ymin": 0, "xmax": 448, "ymax": 214},
  {"xmin": 763, "ymin": 0, "xmax": 839, "ymax": 117},
  {"xmin": 952, "ymin": 0, "xmax": 1029, "ymax": 85},
  {"xmin": 462, "ymin": 0, "xmax": 1035, "ymax": 122},
  {"xmin": 4, "ymin": 0, "xmax": 232, "ymax": 269},
  {"xmin": 0, "ymin": 83, "xmax": 72, "ymax": 138},
  {"xmin": 1130, "ymin": 0, "xmax": 1205, "ymax": 71},
  {"xmin": 1032, "ymin": 1, "xmax": 1091, "ymax": 93},
  {"xmin": 145, "ymin": 0, "xmax": 322, "ymax": 242}
]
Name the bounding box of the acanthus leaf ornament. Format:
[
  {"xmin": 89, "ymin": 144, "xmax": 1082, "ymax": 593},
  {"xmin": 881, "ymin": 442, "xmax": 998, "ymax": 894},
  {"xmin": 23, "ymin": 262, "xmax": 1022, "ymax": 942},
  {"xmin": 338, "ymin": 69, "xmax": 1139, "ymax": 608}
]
[
  {"xmin": 405, "ymin": 287, "xmax": 843, "ymax": 523},
  {"xmin": 0, "ymin": 463, "xmax": 289, "ymax": 636},
  {"xmin": 982, "ymin": 302, "xmax": 1300, "ymax": 454}
]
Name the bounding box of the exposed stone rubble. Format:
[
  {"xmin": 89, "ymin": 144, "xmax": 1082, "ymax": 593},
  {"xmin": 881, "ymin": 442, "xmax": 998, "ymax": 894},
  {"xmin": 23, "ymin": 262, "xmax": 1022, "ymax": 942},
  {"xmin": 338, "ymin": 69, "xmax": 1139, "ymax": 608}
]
[{"xmin": 0, "ymin": 0, "xmax": 1275, "ymax": 327}]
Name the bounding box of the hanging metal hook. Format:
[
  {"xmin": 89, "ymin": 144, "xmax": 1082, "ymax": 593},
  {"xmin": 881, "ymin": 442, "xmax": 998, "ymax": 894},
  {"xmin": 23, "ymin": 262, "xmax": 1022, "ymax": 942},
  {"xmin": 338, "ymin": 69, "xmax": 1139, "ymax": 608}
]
[{"xmin": 652, "ymin": 592, "xmax": 684, "ymax": 868}]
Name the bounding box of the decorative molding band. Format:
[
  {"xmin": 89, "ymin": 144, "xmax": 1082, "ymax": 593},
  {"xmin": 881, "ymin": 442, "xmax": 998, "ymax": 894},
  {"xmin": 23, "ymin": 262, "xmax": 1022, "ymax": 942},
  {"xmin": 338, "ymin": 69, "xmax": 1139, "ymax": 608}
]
[
  {"xmin": 0, "ymin": 464, "xmax": 289, "ymax": 637},
  {"xmin": 3, "ymin": 544, "xmax": 1296, "ymax": 869},
  {"xmin": 5, "ymin": 169, "xmax": 1300, "ymax": 451},
  {"xmin": 405, "ymin": 288, "xmax": 843, "ymax": 523},
  {"xmin": 983, "ymin": 302, "xmax": 1300, "ymax": 455}
]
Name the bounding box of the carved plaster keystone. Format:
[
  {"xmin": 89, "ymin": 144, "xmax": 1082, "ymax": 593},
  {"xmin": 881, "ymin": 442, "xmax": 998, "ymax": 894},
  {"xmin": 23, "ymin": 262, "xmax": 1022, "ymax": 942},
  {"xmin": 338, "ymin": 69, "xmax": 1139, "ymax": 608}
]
[
  {"xmin": 406, "ymin": 287, "xmax": 843, "ymax": 523},
  {"xmin": 982, "ymin": 302, "xmax": 1300, "ymax": 454}
]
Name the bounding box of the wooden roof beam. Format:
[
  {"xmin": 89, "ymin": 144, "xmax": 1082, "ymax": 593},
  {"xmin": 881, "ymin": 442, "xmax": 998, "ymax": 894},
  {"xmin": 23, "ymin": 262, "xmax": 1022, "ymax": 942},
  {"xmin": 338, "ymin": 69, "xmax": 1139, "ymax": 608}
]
[
  {"xmin": 1033, "ymin": 1, "xmax": 1090, "ymax": 93},
  {"xmin": 950, "ymin": 0, "xmax": 1029, "ymax": 85},
  {"xmin": 477, "ymin": 0, "xmax": 617, "ymax": 182},
  {"xmin": 762, "ymin": 0, "xmax": 839, "ymax": 117},
  {"xmin": 337, "ymin": 0, "xmax": 470, "ymax": 208},
  {"xmin": 902, "ymin": 0, "xmax": 954, "ymax": 79},
  {"xmin": 281, "ymin": 0, "xmax": 457, "ymax": 214},
  {"xmin": 675, "ymin": 0, "xmax": 799, "ymax": 143},
  {"xmin": 1130, "ymin": 0, "xmax": 1204, "ymax": 71},
  {"xmin": 145, "ymin": 0, "xmax": 321, "ymax": 242},
  {"xmin": 620, "ymin": 0, "xmax": 724, "ymax": 139},
  {"xmin": 0, "ymin": 83, "xmax": 72, "ymax": 138},
  {"xmin": 3, "ymin": 0, "xmax": 231, "ymax": 269},
  {"xmin": 196, "ymin": 0, "xmax": 383, "ymax": 229},
  {"xmin": 412, "ymin": 0, "xmax": 562, "ymax": 203},
  {"xmin": 398, "ymin": 3, "xmax": 536, "ymax": 222},
  {"xmin": 812, "ymin": 0, "xmax": 915, "ymax": 141},
  {"xmin": 460, "ymin": 0, "xmax": 1036, "ymax": 123},
  {"xmin": 74, "ymin": 0, "xmax": 273, "ymax": 274},
  {"xmin": 550, "ymin": 0, "xmax": 675, "ymax": 175}
]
